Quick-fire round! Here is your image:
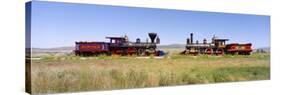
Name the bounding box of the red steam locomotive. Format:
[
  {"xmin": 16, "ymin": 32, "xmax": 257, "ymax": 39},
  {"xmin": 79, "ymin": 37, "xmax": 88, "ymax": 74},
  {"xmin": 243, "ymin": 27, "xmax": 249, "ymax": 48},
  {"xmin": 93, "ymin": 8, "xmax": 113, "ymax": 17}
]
[{"xmin": 181, "ymin": 33, "xmax": 252, "ymax": 55}]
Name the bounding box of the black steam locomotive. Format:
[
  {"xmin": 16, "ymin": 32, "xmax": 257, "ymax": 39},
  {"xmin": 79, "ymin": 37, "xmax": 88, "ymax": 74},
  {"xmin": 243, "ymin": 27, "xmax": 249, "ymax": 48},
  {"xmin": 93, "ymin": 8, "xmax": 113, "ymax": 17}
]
[{"xmin": 75, "ymin": 33, "xmax": 165, "ymax": 56}]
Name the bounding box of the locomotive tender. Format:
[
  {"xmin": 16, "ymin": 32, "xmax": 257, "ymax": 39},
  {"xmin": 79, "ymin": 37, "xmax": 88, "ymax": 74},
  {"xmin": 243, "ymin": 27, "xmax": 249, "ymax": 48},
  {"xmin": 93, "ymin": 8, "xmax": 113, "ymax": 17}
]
[
  {"xmin": 181, "ymin": 33, "xmax": 252, "ymax": 55},
  {"xmin": 74, "ymin": 33, "xmax": 163, "ymax": 56}
]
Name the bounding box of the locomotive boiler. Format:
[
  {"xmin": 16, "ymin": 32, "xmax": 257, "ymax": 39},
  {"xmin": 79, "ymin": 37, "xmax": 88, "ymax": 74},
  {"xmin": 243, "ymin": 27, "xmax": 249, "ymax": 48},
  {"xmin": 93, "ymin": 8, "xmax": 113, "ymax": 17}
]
[
  {"xmin": 74, "ymin": 33, "xmax": 164, "ymax": 56},
  {"xmin": 181, "ymin": 33, "xmax": 252, "ymax": 55}
]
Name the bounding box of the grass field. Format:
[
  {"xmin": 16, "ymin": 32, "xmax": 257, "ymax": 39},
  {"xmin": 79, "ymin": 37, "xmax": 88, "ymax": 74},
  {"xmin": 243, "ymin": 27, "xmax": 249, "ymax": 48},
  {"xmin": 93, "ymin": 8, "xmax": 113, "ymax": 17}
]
[{"xmin": 30, "ymin": 51, "xmax": 270, "ymax": 94}]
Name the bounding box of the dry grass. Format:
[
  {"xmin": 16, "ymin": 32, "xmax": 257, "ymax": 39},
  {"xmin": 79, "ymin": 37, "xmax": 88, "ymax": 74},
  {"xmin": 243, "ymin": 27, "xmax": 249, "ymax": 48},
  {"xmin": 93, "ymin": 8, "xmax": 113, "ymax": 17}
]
[{"xmin": 30, "ymin": 52, "xmax": 270, "ymax": 94}]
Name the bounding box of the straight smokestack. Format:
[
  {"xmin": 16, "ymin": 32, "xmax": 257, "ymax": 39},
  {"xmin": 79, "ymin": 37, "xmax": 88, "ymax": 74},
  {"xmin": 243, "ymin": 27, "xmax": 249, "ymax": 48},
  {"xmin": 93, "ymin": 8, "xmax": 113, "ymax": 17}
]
[{"xmin": 190, "ymin": 33, "xmax": 193, "ymax": 44}]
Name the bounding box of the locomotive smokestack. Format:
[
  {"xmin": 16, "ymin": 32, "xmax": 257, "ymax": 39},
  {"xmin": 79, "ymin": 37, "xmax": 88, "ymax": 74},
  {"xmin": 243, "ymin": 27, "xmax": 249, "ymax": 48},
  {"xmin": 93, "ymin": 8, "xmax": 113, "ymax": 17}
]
[
  {"xmin": 190, "ymin": 33, "xmax": 193, "ymax": 44},
  {"xmin": 148, "ymin": 33, "xmax": 157, "ymax": 43}
]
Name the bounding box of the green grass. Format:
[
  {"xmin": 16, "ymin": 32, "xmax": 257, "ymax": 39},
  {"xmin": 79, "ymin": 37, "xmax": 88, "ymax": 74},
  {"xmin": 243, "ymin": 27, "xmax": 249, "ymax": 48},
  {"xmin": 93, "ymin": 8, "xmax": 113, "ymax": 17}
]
[{"xmin": 31, "ymin": 52, "xmax": 270, "ymax": 94}]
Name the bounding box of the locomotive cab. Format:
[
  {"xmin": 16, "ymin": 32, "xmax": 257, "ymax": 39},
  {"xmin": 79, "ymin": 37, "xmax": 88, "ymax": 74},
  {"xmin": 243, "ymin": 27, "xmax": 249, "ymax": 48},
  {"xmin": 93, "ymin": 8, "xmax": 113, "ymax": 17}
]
[
  {"xmin": 213, "ymin": 39, "xmax": 229, "ymax": 48},
  {"xmin": 106, "ymin": 37, "xmax": 126, "ymax": 44}
]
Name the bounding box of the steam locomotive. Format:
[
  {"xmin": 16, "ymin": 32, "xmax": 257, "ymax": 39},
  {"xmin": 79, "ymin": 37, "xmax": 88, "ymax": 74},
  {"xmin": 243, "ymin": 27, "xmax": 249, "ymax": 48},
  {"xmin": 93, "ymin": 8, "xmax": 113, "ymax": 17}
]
[
  {"xmin": 74, "ymin": 33, "xmax": 164, "ymax": 56},
  {"xmin": 181, "ymin": 33, "xmax": 252, "ymax": 55}
]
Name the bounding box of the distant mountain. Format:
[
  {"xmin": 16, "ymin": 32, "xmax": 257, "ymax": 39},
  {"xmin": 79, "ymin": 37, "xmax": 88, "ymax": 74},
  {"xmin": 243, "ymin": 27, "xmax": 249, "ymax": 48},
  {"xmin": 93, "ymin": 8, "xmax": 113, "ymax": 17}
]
[
  {"xmin": 158, "ymin": 44, "xmax": 185, "ymax": 49},
  {"xmin": 32, "ymin": 47, "xmax": 74, "ymax": 53},
  {"xmin": 31, "ymin": 47, "xmax": 74, "ymax": 57},
  {"xmin": 253, "ymin": 47, "xmax": 270, "ymax": 53}
]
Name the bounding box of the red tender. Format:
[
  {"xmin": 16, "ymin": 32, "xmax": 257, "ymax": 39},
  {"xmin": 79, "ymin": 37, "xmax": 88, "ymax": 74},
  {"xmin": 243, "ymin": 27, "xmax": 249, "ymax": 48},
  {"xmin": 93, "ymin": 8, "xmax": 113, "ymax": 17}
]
[{"xmin": 75, "ymin": 42, "xmax": 109, "ymax": 52}]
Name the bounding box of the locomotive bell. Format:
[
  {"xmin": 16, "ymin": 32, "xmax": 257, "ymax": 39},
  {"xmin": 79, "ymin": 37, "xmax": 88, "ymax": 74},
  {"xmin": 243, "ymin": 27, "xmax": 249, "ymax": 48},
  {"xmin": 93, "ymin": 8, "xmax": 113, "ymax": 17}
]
[
  {"xmin": 148, "ymin": 33, "xmax": 157, "ymax": 43},
  {"xmin": 156, "ymin": 36, "xmax": 160, "ymax": 44}
]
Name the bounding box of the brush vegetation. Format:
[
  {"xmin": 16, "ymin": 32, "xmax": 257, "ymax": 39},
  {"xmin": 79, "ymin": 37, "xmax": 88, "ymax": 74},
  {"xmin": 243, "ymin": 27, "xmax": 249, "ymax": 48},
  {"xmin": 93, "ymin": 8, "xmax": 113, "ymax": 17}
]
[{"xmin": 31, "ymin": 52, "xmax": 270, "ymax": 94}]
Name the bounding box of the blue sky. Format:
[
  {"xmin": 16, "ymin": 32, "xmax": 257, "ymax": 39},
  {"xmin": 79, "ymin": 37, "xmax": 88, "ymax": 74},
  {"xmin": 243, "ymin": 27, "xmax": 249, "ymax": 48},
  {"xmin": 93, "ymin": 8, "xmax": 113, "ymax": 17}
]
[{"xmin": 30, "ymin": 1, "xmax": 270, "ymax": 49}]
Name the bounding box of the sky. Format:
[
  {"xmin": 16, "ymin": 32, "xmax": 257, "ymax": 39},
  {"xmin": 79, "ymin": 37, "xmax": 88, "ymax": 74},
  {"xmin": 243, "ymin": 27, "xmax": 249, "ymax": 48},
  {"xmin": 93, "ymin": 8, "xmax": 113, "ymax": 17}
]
[{"xmin": 29, "ymin": 1, "xmax": 270, "ymax": 49}]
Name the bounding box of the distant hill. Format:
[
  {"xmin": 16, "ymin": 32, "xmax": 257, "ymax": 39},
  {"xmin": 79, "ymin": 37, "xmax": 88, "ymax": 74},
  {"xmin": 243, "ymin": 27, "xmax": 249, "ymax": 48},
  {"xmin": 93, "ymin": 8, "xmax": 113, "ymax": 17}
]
[
  {"xmin": 253, "ymin": 47, "xmax": 270, "ymax": 53},
  {"xmin": 32, "ymin": 47, "xmax": 74, "ymax": 53},
  {"xmin": 31, "ymin": 47, "xmax": 74, "ymax": 57},
  {"xmin": 158, "ymin": 44, "xmax": 185, "ymax": 49}
]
